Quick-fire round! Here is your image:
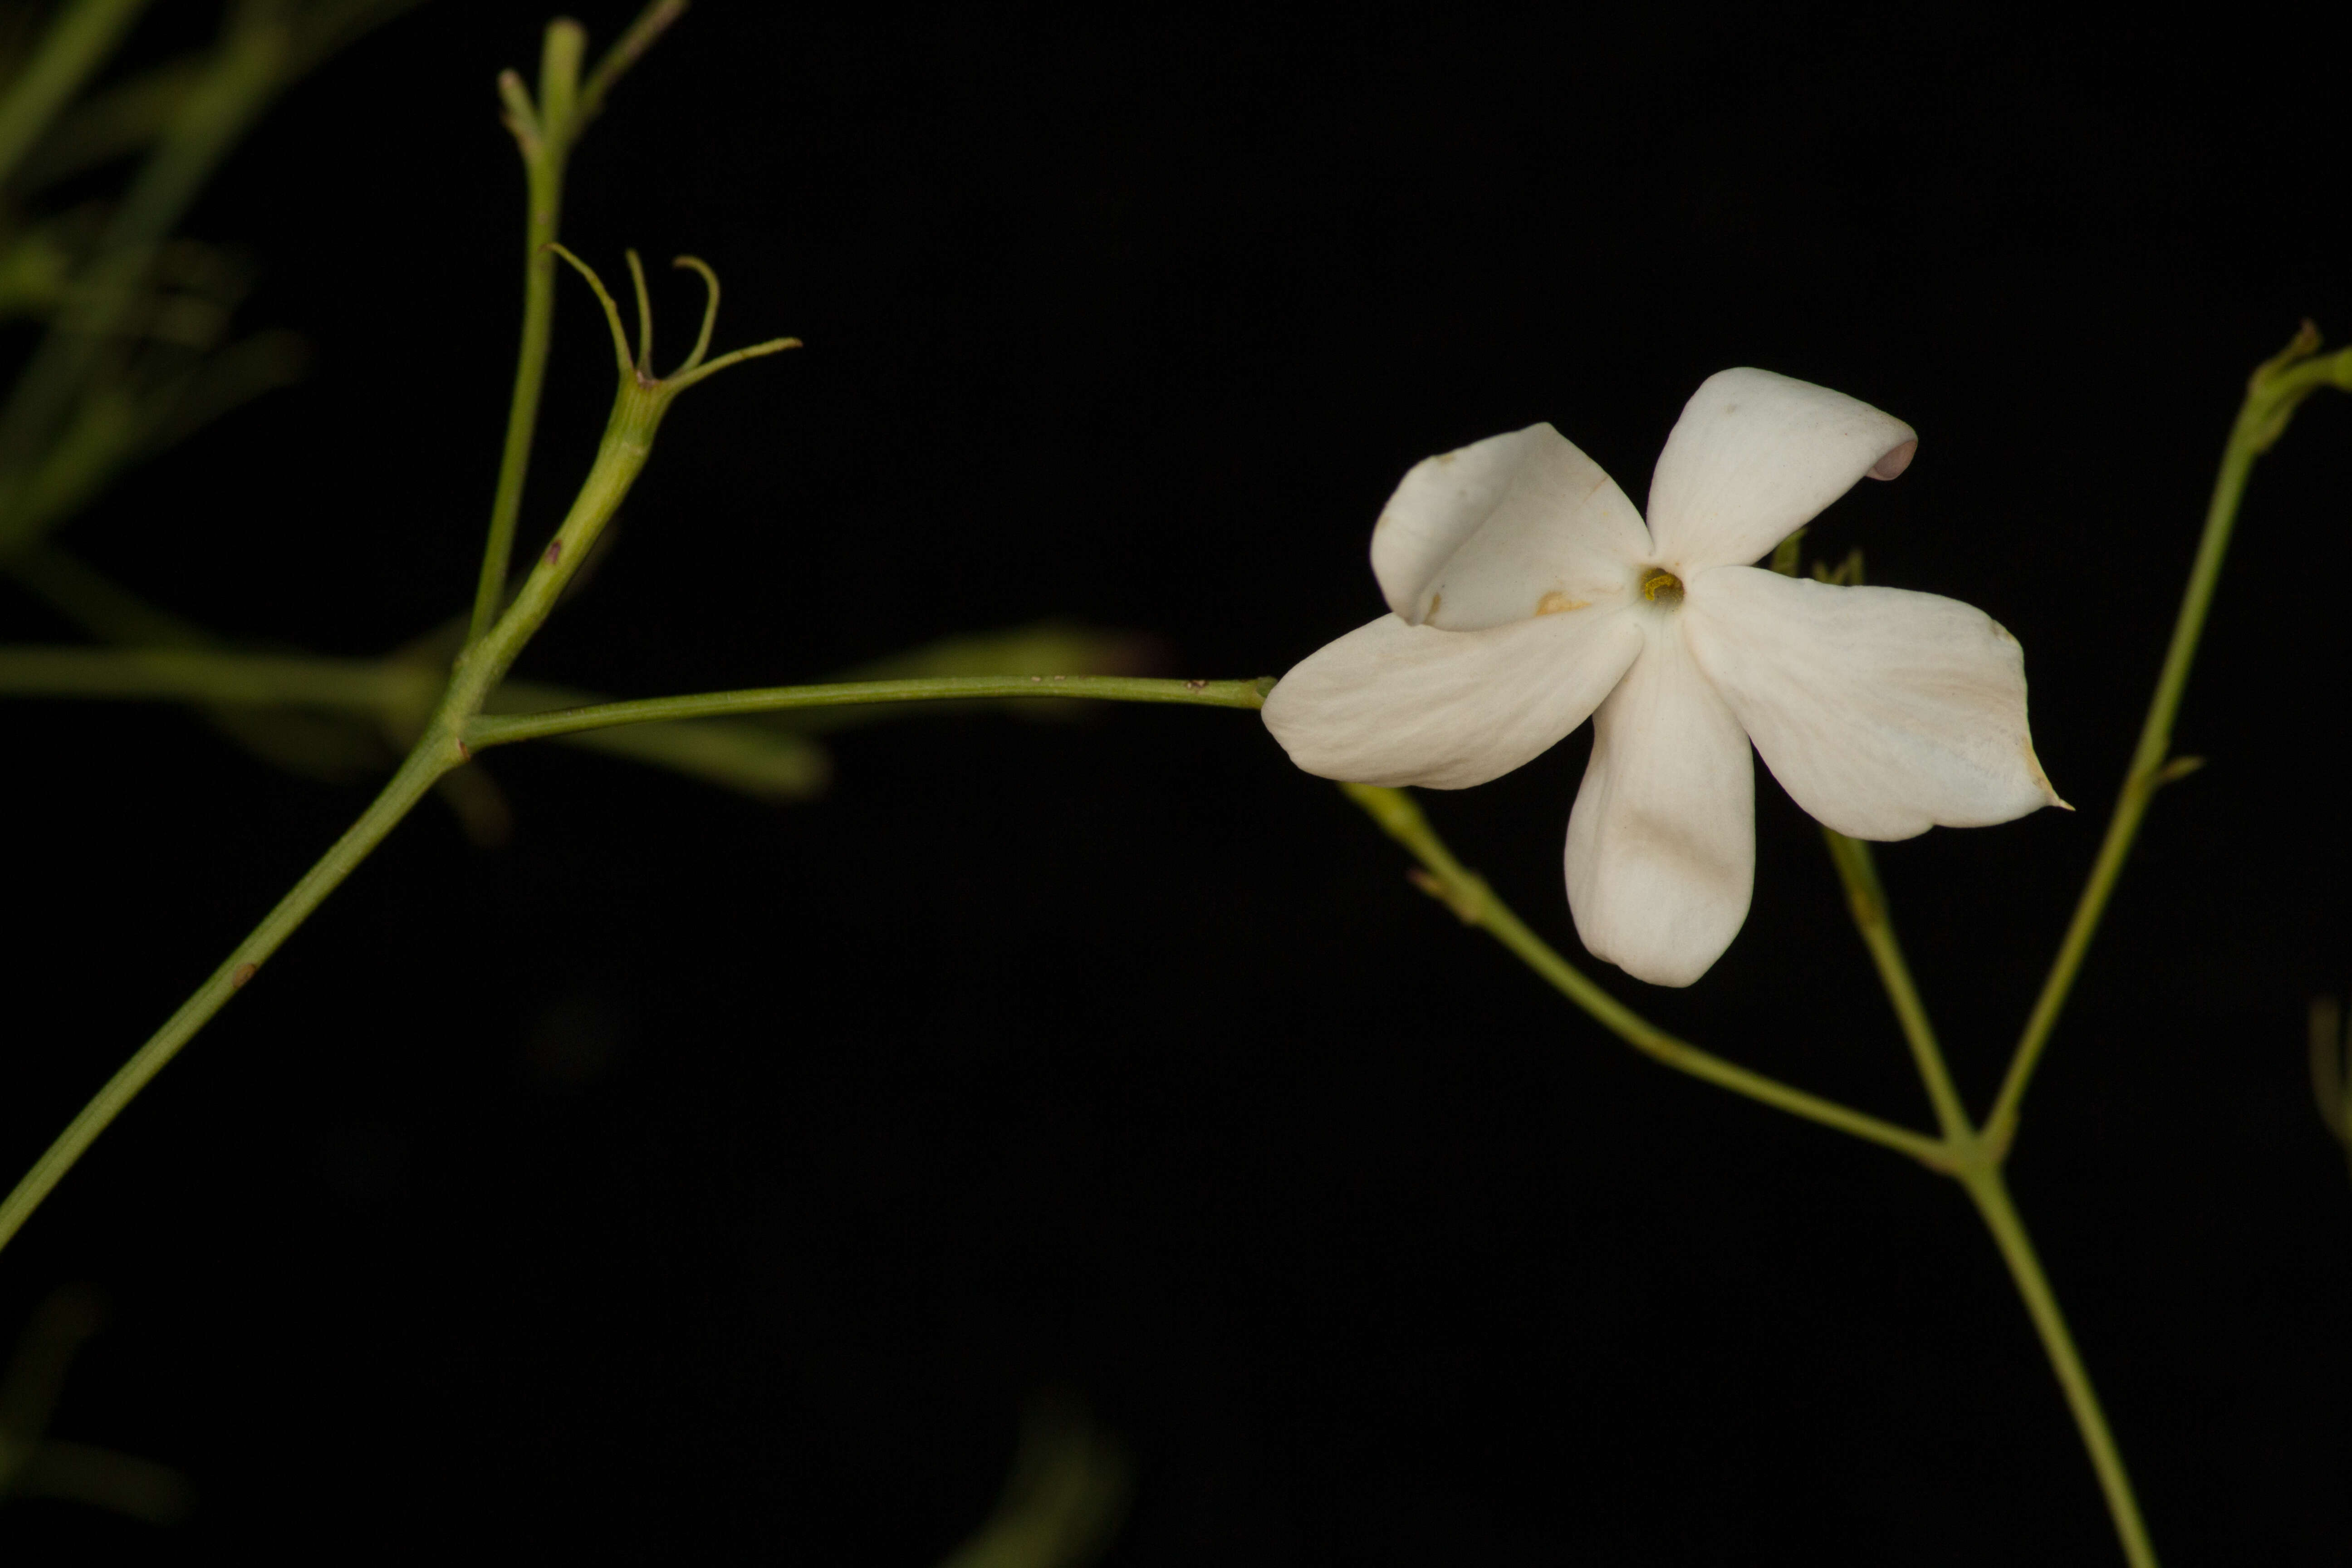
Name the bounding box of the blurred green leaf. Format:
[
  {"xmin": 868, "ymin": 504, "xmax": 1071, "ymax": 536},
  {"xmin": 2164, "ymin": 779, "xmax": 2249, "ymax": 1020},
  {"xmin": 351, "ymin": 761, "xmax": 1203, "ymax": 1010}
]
[
  {"xmin": 493, "ymin": 678, "xmax": 831, "ymax": 802},
  {"xmin": 771, "ymin": 621, "xmax": 1166, "ymax": 734},
  {"xmin": 937, "ymin": 1396, "xmax": 1131, "ymax": 1568},
  {"xmin": 0, "ymin": 1284, "xmax": 191, "ymax": 1523}
]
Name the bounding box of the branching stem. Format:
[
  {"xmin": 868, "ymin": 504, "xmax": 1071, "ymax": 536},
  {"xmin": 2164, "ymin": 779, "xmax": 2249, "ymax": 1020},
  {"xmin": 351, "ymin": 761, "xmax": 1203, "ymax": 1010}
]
[
  {"xmin": 0, "ymin": 235, "xmax": 778, "ymax": 1250},
  {"xmin": 1338, "ymin": 784, "xmax": 1949, "ymax": 1167},
  {"xmin": 1344, "ymin": 780, "xmax": 2157, "ymax": 1564},
  {"xmin": 467, "ymin": 3, "xmax": 686, "ymax": 646},
  {"xmin": 468, "ymin": 21, "xmax": 586, "ymax": 644},
  {"xmin": 1985, "ymin": 334, "xmax": 2352, "ymax": 1153}
]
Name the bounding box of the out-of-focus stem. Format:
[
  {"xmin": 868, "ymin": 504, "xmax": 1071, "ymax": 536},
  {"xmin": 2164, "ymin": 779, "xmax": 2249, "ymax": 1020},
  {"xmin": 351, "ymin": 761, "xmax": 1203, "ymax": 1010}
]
[
  {"xmin": 0, "ymin": 0, "xmax": 152, "ymax": 188},
  {"xmin": 0, "ymin": 1, "xmax": 294, "ymax": 559}
]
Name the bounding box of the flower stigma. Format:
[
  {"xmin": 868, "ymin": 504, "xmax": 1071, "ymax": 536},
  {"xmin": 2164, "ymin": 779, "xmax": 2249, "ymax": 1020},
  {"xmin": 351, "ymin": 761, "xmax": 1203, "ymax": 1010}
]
[{"xmin": 1640, "ymin": 568, "xmax": 1685, "ymax": 604}]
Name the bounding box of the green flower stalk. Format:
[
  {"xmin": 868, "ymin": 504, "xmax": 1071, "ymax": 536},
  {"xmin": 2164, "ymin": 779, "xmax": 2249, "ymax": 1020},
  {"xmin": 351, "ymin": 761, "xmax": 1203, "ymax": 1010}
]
[
  {"xmin": 1328, "ymin": 324, "xmax": 2352, "ymax": 1568},
  {"xmin": 0, "ymin": 236, "xmax": 797, "ymax": 1254}
]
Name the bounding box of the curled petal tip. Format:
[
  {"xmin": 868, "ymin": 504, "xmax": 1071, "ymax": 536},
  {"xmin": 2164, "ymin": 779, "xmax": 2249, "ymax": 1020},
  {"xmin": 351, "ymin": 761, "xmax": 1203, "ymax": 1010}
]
[
  {"xmin": 1868, "ymin": 438, "xmax": 1918, "ymax": 481},
  {"xmin": 2025, "ymin": 740, "xmax": 2070, "ymax": 811},
  {"xmin": 1647, "ymin": 370, "xmax": 1920, "ymax": 568}
]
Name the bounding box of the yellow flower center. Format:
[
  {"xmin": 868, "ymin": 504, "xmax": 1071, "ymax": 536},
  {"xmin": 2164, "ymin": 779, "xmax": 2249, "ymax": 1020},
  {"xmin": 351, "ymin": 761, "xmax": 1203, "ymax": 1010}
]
[{"xmin": 1641, "ymin": 568, "xmax": 1685, "ymax": 603}]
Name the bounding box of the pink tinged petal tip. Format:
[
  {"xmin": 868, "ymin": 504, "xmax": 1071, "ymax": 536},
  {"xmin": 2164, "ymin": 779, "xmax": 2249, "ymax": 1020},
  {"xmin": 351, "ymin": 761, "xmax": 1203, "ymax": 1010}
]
[{"xmin": 1645, "ymin": 368, "xmax": 1918, "ymax": 573}]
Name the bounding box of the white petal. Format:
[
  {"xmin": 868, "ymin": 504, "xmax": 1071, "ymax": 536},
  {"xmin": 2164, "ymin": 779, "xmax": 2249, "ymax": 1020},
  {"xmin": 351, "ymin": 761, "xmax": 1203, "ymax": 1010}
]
[
  {"xmin": 1564, "ymin": 625, "xmax": 1754, "ymax": 987},
  {"xmin": 1263, "ymin": 608, "xmax": 1642, "ymax": 789},
  {"xmin": 1682, "ymin": 566, "xmax": 2064, "ymax": 839},
  {"xmin": 1371, "ymin": 423, "xmax": 1651, "ymax": 631},
  {"xmin": 1645, "ymin": 368, "xmax": 1918, "ymax": 573}
]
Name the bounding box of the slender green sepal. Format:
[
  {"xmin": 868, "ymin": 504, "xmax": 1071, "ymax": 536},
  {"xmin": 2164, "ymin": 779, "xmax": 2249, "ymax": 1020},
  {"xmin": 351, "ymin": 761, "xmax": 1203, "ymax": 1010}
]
[
  {"xmin": 672, "ymin": 256, "xmax": 720, "ymax": 375},
  {"xmin": 624, "ymin": 249, "xmax": 655, "ymax": 378},
  {"xmin": 662, "ymin": 336, "xmax": 801, "ymax": 397},
  {"xmin": 546, "ymin": 244, "xmax": 637, "ymax": 380}
]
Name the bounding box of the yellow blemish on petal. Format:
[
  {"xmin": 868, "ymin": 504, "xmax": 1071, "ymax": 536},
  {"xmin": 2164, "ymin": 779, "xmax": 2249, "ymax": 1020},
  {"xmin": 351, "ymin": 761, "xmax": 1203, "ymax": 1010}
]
[
  {"xmin": 1535, "ymin": 590, "xmax": 1587, "ymax": 616},
  {"xmin": 1426, "ymin": 592, "xmax": 1442, "ymax": 619}
]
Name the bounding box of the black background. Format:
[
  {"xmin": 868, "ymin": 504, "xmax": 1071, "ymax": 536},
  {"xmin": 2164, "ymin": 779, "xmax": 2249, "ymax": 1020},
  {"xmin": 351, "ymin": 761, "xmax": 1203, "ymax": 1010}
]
[{"xmin": 5, "ymin": 3, "xmax": 2348, "ymax": 1561}]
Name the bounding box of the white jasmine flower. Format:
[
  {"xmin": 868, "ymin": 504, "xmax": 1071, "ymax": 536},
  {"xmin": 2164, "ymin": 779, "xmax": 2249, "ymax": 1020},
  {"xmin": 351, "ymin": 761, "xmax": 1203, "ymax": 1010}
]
[{"xmin": 1263, "ymin": 368, "xmax": 2064, "ymax": 987}]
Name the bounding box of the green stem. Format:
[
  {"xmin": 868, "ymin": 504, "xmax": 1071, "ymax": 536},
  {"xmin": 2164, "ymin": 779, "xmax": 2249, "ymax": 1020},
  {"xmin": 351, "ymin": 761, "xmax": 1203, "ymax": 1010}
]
[
  {"xmin": 1984, "ymin": 338, "xmax": 2352, "ymax": 1155},
  {"xmin": 1958, "ymin": 1165, "xmax": 2159, "ymax": 1568},
  {"xmin": 0, "ymin": 308, "xmax": 693, "ymax": 1254},
  {"xmin": 0, "ymin": 651, "xmax": 1249, "ymax": 798},
  {"xmin": 0, "ymin": 0, "xmax": 151, "ymax": 189},
  {"xmin": 465, "ymin": 675, "xmax": 1273, "ymax": 747},
  {"xmin": 0, "ymin": 644, "xmax": 854, "ymax": 798},
  {"xmin": 1339, "ymin": 783, "xmax": 1948, "ymax": 1167},
  {"xmin": 0, "ymin": 5, "xmax": 725, "ymax": 1254},
  {"xmin": 1353, "ymin": 781, "xmax": 2158, "ymax": 1560},
  {"xmin": 466, "ymin": 21, "xmax": 584, "ymax": 645},
  {"xmin": 466, "ymin": 3, "xmax": 687, "ymax": 644},
  {"xmin": 0, "ymin": 2, "xmax": 293, "ymax": 554},
  {"xmin": 1820, "ymin": 829, "xmax": 1973, "ymax": 1142},
  {"xmin": 0, "ymin": 739, "xmax": 454, "ymax": 1254},
  {"xmin": 456, "ymin": 384, "xmax": 669, "ymax": 698},
  {"xmin": 1822, "ymin": 816, "xmax": 2157, "ymax": 1562},
  {"xmin": 576, "ymin": 0, "xmax": 689, "ymax": 118},
  {"xmin": 0, "ymin": 645, "xmax": 427, "ymax": 707}
]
